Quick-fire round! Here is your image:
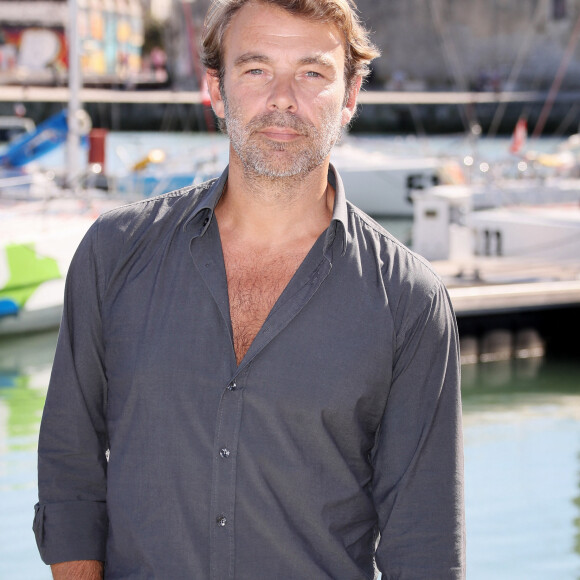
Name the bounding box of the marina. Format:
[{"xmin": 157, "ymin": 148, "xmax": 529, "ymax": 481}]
[
  {"xmin": 0, "ymin": 86, "xmax": 578, "ymax": 580},
  {"xmin": 1, "ymin": 0, "xmax": 580, "ymax": 577},
  {"xmin": 1, "ymin": 130, "xmax": 579, "ymax": 341},
  {"xmin": 0, "ymin": 131, "xmax": 578, "ymax": 577},
  {"xmin": 1, "ymin": 7, "xmax": 580, "ymax": 563}
]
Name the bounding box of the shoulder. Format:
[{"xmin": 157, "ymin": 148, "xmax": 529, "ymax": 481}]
[
  {"xmin": 344, "ymin": 202, "xmax": 454, "ymax": 334},
  {"xmin": 73, "ymin": 178, "xmax": 219, "ymax": 284},
  {"xmin": 94, "ymin": 178, "xmax": 218, "ymax": 242},
  {"xmin": 346, "ymin": 202, "xmax": 444, "ymax": 296}
]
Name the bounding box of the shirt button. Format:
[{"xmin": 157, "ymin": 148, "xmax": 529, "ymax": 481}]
[
  {"xmin": 227, "ymin": 381, "xmax": 237, "ymax": 391},
  {"xmin": 220, "ymin": 448, "xmax": 231, "ymax": 458},
  {"xmin": 216, "ymin": 515, "xmax": 227, "ymax": 527}
]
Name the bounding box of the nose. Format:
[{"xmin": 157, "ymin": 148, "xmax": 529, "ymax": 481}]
[{"xmin": 267, "ymin": 74, "xmax": 297, "ymax": 112}]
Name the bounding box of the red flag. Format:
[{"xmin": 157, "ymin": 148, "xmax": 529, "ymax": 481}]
[{"xmin": 510, "ymin": 118, "xmax": 527, "ymax": 154}]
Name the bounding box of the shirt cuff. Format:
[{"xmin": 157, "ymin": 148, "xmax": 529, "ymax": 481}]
[{"xmin": 34, "ymin": 501, "xmax": 108, "ymax": 565}]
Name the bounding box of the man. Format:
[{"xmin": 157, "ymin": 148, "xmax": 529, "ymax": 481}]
[{"xmin": 35, "ymin": 0, "xmax": 465, "ymax": 578}]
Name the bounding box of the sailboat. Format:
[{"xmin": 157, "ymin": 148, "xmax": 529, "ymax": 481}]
[
  {"xmin": 0, "ymin": 195, "xmax": 122, "ymax": 335},
  {"xmin": 0, "ymin": 0, "xmax": 129, "ymax": 336}
]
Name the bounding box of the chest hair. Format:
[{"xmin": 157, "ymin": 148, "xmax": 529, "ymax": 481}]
[{"xmin": 223, "ymin": 248, "xmax": 306, "ymax": 364}]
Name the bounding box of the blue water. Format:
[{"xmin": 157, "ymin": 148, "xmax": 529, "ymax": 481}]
[
  {"xmin": 462, "ymin": 358, "xmax": 580, "ymax": 579},
  {"xmin": 1, "ymin": 329, "xmax": 580, "ymax": 579}
]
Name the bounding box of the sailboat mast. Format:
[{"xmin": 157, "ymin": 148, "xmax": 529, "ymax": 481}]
[{"xmin": 66, "ymin": 0, "xmax": 82, "ymax": 191}]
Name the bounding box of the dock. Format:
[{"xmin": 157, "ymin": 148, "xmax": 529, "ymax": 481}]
[
  {"xmin": 448, "ymin": 279, "xmax": 580, "ymax": 316},
  {"xmin": 433, "ymin": 257, "xmax": 580, "ymax": 317},
  {"xmin": 429, "ymin": 257, "xmax": 580, "ymax": 360}
]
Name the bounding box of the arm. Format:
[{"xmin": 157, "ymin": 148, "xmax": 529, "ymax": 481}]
[
  {"xmin": 372, "ymin": 283, "xmax": 465, "ymax": 578},
  {"xmin": 51, "ymin": 560, "xmax": 104, "ymax": 580},
  {"xmin": 34, "ymin": 222, "xmax": 109, "ymax": 565}
]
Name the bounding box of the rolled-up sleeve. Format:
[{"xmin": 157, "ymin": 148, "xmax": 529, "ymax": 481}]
[
  {"xmin": 34, "ymin": 220, "xmax": 109, "ymax": 564},
  {"xmin": 372, "ymin": 282, "xmax": 465, "ymax": 578}
]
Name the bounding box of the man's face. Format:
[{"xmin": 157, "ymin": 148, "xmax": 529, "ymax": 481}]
[{"xmin": 207, "ymin": 1, "xmax": 360, "ymax": 179}]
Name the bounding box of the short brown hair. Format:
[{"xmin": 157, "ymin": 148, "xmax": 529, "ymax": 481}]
[{"xmin": 201, "ymin": 0, "xmax": 380, "ymax": 87}]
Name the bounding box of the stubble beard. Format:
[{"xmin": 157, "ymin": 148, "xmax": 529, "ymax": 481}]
[{"xmin": 223, "ymin": 97, "xmax": 344, "ymax": 180}]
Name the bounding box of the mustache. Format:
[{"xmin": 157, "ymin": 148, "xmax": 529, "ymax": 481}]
[{"xmin": 246, "ymin": 112, "xmax": 314, "ymax": 136}]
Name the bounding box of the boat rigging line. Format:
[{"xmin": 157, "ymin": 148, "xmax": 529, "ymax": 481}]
[
  {"xmin": 487, "ymin": 0, "xmax": 549, "ymax": 138},
  {"xmin": 427, "ymin": 0, "xmax": 478, "ymax": 136},
  {"xmin": 532, "ymin": 7, "xmax": 580, "ymax": 139}
]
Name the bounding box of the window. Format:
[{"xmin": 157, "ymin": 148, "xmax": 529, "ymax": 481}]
[{"xmin": 553, "ymin": 0, "xmax": 567, "ymax": 20}]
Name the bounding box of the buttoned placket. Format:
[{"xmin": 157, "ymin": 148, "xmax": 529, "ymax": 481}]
[
  {"xmin": 209, "ymin": 376, "xmax": 244, "ymax": 580},
  {"xmin": 187, "ymin": 216, "xmax": 243, "ymax": 580}
]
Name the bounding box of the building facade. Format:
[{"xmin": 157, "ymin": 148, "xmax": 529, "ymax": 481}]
[
  {"xmin": 0, "ymin": 0, "xmax": 145, "ymax": 85},
  {"xmin": 158, "ymin": 0, "xmax": 580, "ymax": 92},
  {"xmin": 365, "ymin": 0, "xmax": 580, "ymax": 91},
  {"xmin": 3, "ymin": 0, "xmax": 580, "ymax": 91}
]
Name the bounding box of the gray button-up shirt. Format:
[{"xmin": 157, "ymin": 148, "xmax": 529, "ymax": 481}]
[{"xmin": 35, "ymin": 165, "xmax": 465, "ymax": 579}]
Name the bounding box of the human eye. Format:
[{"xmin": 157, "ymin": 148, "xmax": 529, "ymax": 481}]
[
  {"xmin": 247, "ymin": 68, "xmax": 264, "ymax": 76},
  {"xmin": 305, "ymin": 70, "xmax": 322, "ymax": 78}
]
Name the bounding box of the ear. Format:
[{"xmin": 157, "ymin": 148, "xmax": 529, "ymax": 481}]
[
  {"xmin": 206, "ymin": 69, "xmax": 225, "ymax": 119},
  {"xmin": 341, "ymin": 76, "xmax": 362, "ymax": 126}
]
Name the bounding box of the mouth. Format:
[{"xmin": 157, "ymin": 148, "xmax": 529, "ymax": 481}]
[{"xmin": 258, "ymin": 127, "xmax": 304, "ymax": 142}]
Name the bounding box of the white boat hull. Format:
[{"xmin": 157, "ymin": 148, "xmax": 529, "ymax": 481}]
[
  {"xmin": 469, "ymin": 203, "xmax": 580, "ymax": 261},
  {"xmin": 0, "ymin": 197, "xmax": 123, "ymax": 336},
  {"xmin": 331, "ymin": 142, "xmax": 450, "ymax": 216}
]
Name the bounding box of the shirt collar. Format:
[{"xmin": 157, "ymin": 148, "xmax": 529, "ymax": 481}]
[
  {"xmin": 184, "ymin": 162, "xmax": 348, "ymax": 255},
  {"xmin": 183, "ymin": 166, "xmax": 229, "ymax": 237}
]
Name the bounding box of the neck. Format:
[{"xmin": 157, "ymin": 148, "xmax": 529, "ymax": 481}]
[{"xmin": 215, "ymin": 152, "xmax": 335, "ymax": 247}]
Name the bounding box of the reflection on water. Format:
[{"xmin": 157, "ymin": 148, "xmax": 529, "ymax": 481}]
[
  {"xmin": 0, "ymin": 332, "xmax": 57, "ymax": 454},
  {"xmin": 462, "ymin": 355, "xmax": 580, "ymax": 420},
  {"xmin": 462, "ymin": 355, "xmax": 580, "ymax": 580},
  {"xmin": 0, "ymin": 331, "xmax": 579, "ymax": 579},
  {"xmin": 0, "ymin": 331, "xmax": 57, "ymax": 580}
]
